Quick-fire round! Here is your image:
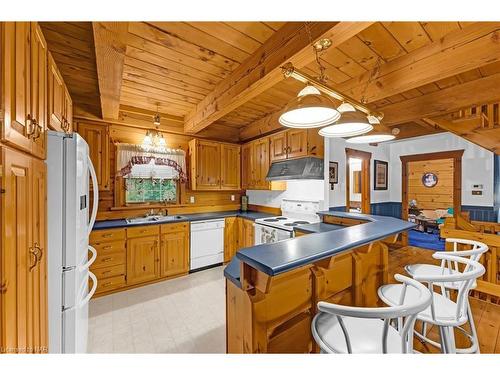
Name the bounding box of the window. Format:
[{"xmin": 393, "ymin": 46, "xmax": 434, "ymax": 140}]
[{"xmin": 125, "ymin": 178, "xmax": 177, "ymax": 204}]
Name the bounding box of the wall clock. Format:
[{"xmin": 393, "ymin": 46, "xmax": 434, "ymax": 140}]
[{"xmin": 422, "ymin": 172, "xmax": 438, "ymax": 188}]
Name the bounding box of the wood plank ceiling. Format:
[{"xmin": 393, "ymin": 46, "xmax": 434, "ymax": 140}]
[{"xmin": 40, "ymin": 21, "xmax": 500, "ymax": 151}]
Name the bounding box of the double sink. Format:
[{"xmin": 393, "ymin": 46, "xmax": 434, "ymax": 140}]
[{"xmin": 125, "ymin": 215, "xmax": 188, "ymax": 225}]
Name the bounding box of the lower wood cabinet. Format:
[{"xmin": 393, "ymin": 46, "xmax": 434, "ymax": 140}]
[
  {"xmin": 224, "ymin": 217, "xmax": 239, "ymax": 262},
  {"xmin": 126, "ymin": 235, "xmax": 159, "ymax": 285},
  {"xmin": 239, "ymin": 218, "xmax": 255, "ymax": 249},
  {"xmin": 160, "ymin": 222, "xmax": 189, "ymax": 278}
]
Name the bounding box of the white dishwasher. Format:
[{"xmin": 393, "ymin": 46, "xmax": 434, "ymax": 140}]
[{"xmin": 190, "ymin": 219, "xmax": 225, "ymax": 271}]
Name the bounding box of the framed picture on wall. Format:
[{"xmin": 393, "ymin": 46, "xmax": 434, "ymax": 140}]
[
  {"xmin": 329, "ymin": 161, "xmax": 338, "ymax": 189},
  {"xmin": 374, "ymin": 160, "xmax": 388, "ymax": 190}
]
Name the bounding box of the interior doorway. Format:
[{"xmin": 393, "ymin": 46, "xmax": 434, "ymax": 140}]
[
  {"xmin": 345, "ymin": 148, "xmax": 371, "ymax": 214},
  {"xmin": 400, "ymin": 150, "xmax": 464, "ymax": 248}
]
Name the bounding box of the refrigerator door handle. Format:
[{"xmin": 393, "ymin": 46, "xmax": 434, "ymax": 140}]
[
  {"xmin": 87, "ymin": 156, "xmax": 99, "ymax": 236},
  {"xmin": 80, "ymin": 245, "xmax": 97, "ymax": 271},
  {"xmin": 65, "ymin": 271, "xmax": 97, "ymax": 312}
]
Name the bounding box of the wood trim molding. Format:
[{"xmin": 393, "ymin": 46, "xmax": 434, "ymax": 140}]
[
  {"xmin": 247, "ymin": 204, "xmax": 281, "ymax": 215},
  {"xmin": 399, "ymin": 150, "xmax": 465, "ymax": 163}
]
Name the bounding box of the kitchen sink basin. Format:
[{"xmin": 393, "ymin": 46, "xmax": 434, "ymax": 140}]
[{"xmin": 126, "ymin": 215, "xmax": 187, "ymax": 224}]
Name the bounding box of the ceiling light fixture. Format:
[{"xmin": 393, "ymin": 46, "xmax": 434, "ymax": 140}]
[
  {"xmin": 337, "ymin": 101, "xmax": 356, "ymax": 113},
  {"xmin": 153, "ymin": 104, "xmax": 161, "ymax": 126},
  {"xmin": 279, "ymin": 85, "xmax": 341, "ymax": 128},
  {"xmin": 319, "ymin": 111, "xmax": 373, "ymax": 138},
  {"xmin": 346, "ymin": 134, "xmax": 396, "ymax": 144}
]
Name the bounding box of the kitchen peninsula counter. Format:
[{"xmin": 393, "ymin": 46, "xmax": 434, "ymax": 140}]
[{"xmin": 224, "ymin": 211, "xmax": 414, "ymax": 353}]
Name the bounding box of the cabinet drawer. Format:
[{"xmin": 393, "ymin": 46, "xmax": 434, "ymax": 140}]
[
  {"xmin": 161, "ymin": 222, "xmax": 189, "ymax": 233},
  {"xmin": 95, "ymin": 275, "xmax": 126, "ymax": 294},
  {"xmin": 93, "ymin": 248, "xmax": 126, "ymax": 269},
  {"xmin": 92, "ymin": 240, "xmax": 125, "ymax": 253},
  {"xmin": 127, "ymin": 225, "xmax": 159, "ymax": 238},
  {"xmin": 91, "ymin": 264, "xmax": 126, "ymax": 279},
  {"xmin": 90, "ymin": 228, "xmax": 126, "ymax": 243}
]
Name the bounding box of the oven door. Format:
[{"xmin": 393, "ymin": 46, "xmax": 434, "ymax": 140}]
[{"xmin": 254, "ymin": 224, "xmax": 292, "ymax": 245}]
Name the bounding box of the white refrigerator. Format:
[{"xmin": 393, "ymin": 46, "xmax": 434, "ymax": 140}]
[{"xmin": 47, "ymin": 131, "xmax": 99, "ymax": 353}]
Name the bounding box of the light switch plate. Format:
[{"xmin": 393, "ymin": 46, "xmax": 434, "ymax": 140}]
[
  {"xmin": 190, "ymin": 196, "xmax": 195, "ymax": 203},
  {"xmin": 231, "ymin": 195, "xmax": 235, "ymax": 201}
]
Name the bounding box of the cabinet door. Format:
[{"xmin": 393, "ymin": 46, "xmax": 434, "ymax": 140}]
[
  {"xmin": 196, "ymin": 141, "xmax": 221, "ymax": 190},
  {"xmin": 1, "ymin": 146, "xmax": 32, "ymax": 352},
  {"xmin": 269, "ymin": 132, "xmax": 287, "ymax": 162},
  {"xmin": 220, "ymin": 144, "xmax": 241, "ymax": 190},
  {"xmin": 76, "ymin": 122, "xmax": 110, "ymax": 191},
  {"xmin": 240, "ymin": 219, "xmax": 255, "ymax": 248},
  {"xmin": 224, "ymin": 217, "xmax": 239, "ymax": 262},
  {"xmin": 241, "ymin": 143, "xmax": 253, "ymax": 189},
  {"xmin": 28, "ymin": 158, "xmax": 47, "ymax": 352},
  {"xmin": 160, "ymin": 228, "xmax": 189, "ymax": 278},
  {"xmin": 47, "ymin": 52, "xmax": 65, "ymax": 132},
  {"xmin": 126, "ymin": 236, "xmax": 159, "ymax": 285},
  {"xmin": 306, "ymin": 129, "xmax": 324, "ymax": 158},
  {"xmin": 287, "ymin": 130, "xmax": 308, "ymax": 159},
  {"xmin": 2, "ymin": 22, "xmax": 32, "ymax": 154},
  {"xmin": 253, "ymin": 138, "xmax": 270, "ymax": 189},
  {"xmin": 63, "ymin": 87, "xmax": 73, "ymax": 133},
  {"xmin": 30, "ymin": 23, "xmax": 47, "ymax": 159}
]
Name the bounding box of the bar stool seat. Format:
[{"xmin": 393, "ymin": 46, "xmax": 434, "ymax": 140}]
[{"xmin": 313, "ymin": 314, "xmax": 404, "ymax": 353}]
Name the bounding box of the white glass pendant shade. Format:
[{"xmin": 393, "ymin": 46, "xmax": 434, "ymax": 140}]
[
  {"xmin": 337, "ymin": 101, "xmax": 356, "ymax": 113},
  {"xmin": 143, "ymin": 131, "xmax": 153, "ymax": 146},
  {"xmin": 346, "ymin": 134, "xmax": 395, "ymax": 144},
  {"xmin": 318, "ymin": 111, "xmax": 373, "ymax": 138},
  {"xmin": 279, "ymin": 85, "xmax": 340, "ymax": 128}
]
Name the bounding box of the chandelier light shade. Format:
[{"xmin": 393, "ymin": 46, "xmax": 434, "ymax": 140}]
[
  {"xmin": 318, "ymin": 111, "xmax": 373, "ymax": 138},
  {"xmin": 279, "ymin": 85, "xmax": 341, "ymax": 128},
  {"xmin": 346, "ymin": 134, "xmax": 396, "ymax": 144},
  {"xmin": 337, "ymin": 101, "xmax": 356, "ymax": 113}
]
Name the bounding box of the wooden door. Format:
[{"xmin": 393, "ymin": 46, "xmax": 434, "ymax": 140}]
[
  {"xmin": 63, "ymin": 87, "xmax": 73, "ymax": 133},
  {"xmin": 28, "ymin": 158, "xmax": 47, "ymax": 352},
  {"xmin": 269, "ymin": 132, "xmax": 288, "ymax": 162},
  {"xmin": 76, "ymin": 122, "xmax": 110, "ymax": 191},
  {"xmin": 2, "ymin": 22, "xmax": 33, "ymax": 155},
  {"xmin": 196, "ymin": 140, "xmax": 221, "ymax": 190},
  {"xmin": 29, "ymin": 23, "xmax": 47, "ymax": 159},
  {"xmin": 47, "ymin": 52, "xmax": 65, "ymax": 132},
  {"xmin": 126, "ymin": 236, "xmax": 159, "ymax": 285},
  {"xmin": 220, "ymin": 144, "xmax": 241, "ymax": 190},
  {"xmin": 241, "ymin": 143, "xmax": 253, "ymax": 189},
  {"xmin": 253, "ymin": 138, "xmax": 270, "ymax": 189},
  {"xmin": 224, "ymin": 217, "xmax": 239, "ymax": 262},
  {"xmin": 160, "ymin": 226, "xmax": 189, "ymax": 278},
  {"xmin": 287, "ymin": 130, "xmax": 308, "ymax": 159},
  {"xmin": 1, "ymin": 146, "xmax": 32, "ymax": 352}
]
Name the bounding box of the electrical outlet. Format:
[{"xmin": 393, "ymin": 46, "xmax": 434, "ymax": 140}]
[
  {"xmin": 231, "ymin": 195, "xmax": 235, "ymax": 201},
  {"xmin": 190, "ymin": 196, "xmax": 195, "ymax": 203}
]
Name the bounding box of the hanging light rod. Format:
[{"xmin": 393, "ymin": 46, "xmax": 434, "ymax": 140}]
[{"xmin": 281, "ymin": 62, "xmax": 384, "ymax": 122}]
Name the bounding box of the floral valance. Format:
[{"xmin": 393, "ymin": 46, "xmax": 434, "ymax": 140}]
[{"xmin": 116, "ymin": 143, "xmax": 187, "ymax": 181}]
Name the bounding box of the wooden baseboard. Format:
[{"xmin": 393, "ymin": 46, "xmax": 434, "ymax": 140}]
[{"xmin": 248, "ymin": 204, "xmax": 281, "ymax": 215}]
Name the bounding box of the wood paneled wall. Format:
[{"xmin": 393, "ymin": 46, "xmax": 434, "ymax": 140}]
[
  {"xmin": 78, "ymin": 121, "xmax": 242, "ymax": 220},
  {"xmin": 407, "ymin": 158, "xmax": 454, "ymax": 210}
]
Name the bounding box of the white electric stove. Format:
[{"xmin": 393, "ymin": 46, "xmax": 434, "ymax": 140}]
[{"xmin": 254, "ymin": 199, "xmax": 321, "ymax": 245}]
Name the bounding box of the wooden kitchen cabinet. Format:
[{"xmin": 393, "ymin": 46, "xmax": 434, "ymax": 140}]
[
  {"xmin": 241, "ymin": 143, "xmax": 253, "ymax": 190},
  {"xmin": 224, "ymin": 217, "xmax": 239, "ymax": 262},
  {"xmin": 269, "ymin": 129, "xmax": 323, "ymax": 162},
  {"xmin": 63, "ymin": 87, "xmax": 73, "ymax": 133},
  {"xmin": 1, "ymin": 146, "xmax": 48, "ymax": 353},
  {"xmin": 239, "ymin": 218, "xmax": 255, "ymax": 249},
  {"xmin": 189, "ymin": 139, "xmax": 241, "ymax": 191},
  {"xmin": 126, "ymin": 235, "xmax": 159, "ymax": 285},
  {"xmin": 47, "ymin": 52, "xmax": 65, "ymax": 132},
  {"xmin": 221, "ymin": 143, "xmax": 241, "ymax": 190},
  {"xmin": 2, "ymin": 22, "xmax": 48, "ymax": 159},
  {"xmin": 253, "ymin": 138, "xmax": 270, "ymax": 189},
  {"xmin": 76, "ymin": 122, "xmax": 110, "ymax": 191},
  {"xmin": 160, "ymin": 222, "xmax": 189, "ymax": 278}
]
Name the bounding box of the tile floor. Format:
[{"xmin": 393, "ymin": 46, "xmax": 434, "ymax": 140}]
[{"xmin": 88, "ymin": 266, "xmax": 226, "ymax": 353}]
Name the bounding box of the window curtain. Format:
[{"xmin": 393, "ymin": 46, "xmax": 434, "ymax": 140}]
[{"xmin": 116, "ymin": 143, "xmax": 187, "ymax": 182}]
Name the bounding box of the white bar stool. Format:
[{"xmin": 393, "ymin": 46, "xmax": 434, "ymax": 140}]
[
  {"xmin": 379, "ymin": 254, "xmax": 485, "ymax": 354},
  {"xmin": 405, "ymin": 238, "xmax": 488, "ymax": 353},
  {"xmin": 311, "ymin": 274, "xmax": 431, "ymax": 354}
]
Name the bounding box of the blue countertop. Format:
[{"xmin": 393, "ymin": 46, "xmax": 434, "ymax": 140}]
[
  {"xmin": 225, "ymin": 211, "xmax": 415, "ymax": 284},
  {"xmin": 93, "ymin": 210, "xmax": 274, "ymax": 230}
]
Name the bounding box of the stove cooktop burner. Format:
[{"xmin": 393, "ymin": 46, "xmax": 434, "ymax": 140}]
[
  {"xmin": 276, "ymin": 217, "xmax": 287, "ymax": 220},
  {"xmin": 264, "ymin": 218, "xmax": 279, "ymax": 222},
  {"xmin": 284, "ymin": 223, "xmax": 298, "ymax": 227},
  {"xmin": 293, "ymin": 220, "xmax": 310, "ymax": 225}
]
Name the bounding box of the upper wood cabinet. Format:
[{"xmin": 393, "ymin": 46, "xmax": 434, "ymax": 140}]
[
  {"xmin": 47, "ymin": 51, "xmax": 72, "ymax": 134},
  {"xmin": 270, "ymin": 129, "xmax": 324, "ymax": 162},
  {"xmin": 63, "ymin": 87, "xmax": 73, "ymax": 133},
  {"xmin": 189, "ymin": 139, "xmax": 241, "ymax": 191},
  {"xmin": 76, "ymin": 122, "xmax": 110, "ymax": 191},
  {"xmin": 1, "ymin": 146, "xmax": 48, "ymax": 353},
  {"xmin": 1, "ymin": 22, "xmax": 48, "ymax": 159},
  {"xmin": 241, "ymin": 143, "xmax": 253, "ymax": 190},
  {"xmin": 253, "ymin": 138, "xmax": 270, "ymax": 190},
  {"xmin": 160, "ymin": 223, "xmax": 189, "ymax": 278}
]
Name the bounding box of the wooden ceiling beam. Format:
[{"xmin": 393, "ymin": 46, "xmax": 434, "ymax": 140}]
[
  {"xmin": 92, "ymin": 22, "xmax": 129, "ymax": 120},
  {"xmin": 336, "ymin": 22, "xmax": 500, "ymax": 104},
  {"xmin": 184, "ymin": 21, "xmax": 374, "ymax": 134}
]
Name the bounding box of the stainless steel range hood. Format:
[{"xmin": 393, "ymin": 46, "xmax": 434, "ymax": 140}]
[{"xmin": 265, "ymin": 157, "xmax": 324, "ymax": 181}]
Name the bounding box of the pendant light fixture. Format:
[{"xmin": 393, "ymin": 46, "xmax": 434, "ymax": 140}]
[
  {"xmin": 346, "ymin": 133, "xmax": 395, "ymax": 144},
  {"xmin": 279, "ymin": 85, "xmax": 341, "ymax": 128},
  {"xmin": 318, "ymin": 110, "xmax": 373, "ymax": 138},
  {"xmin": 153, "ymin": 104, "xmax": 161, "ymax": 126}
]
